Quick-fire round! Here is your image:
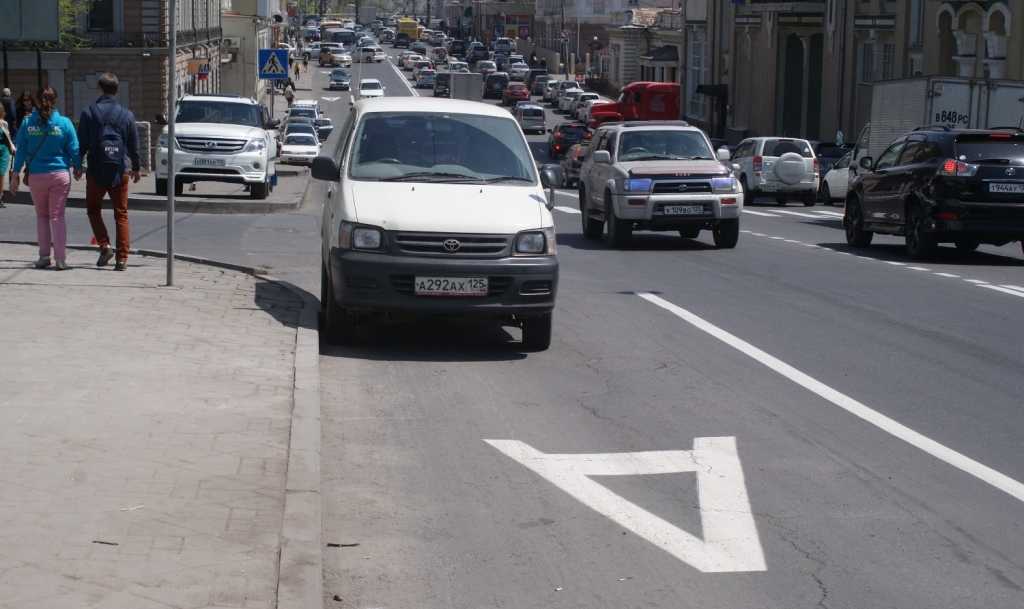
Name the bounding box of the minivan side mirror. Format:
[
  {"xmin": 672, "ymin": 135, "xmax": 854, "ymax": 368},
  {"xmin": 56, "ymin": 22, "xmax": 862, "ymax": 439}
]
[
  {"xmin": 266, "ymin": 118, "xmax": 280, "ymax": 129},
  {"xmin": 311, "ymin": 156, "xmax": 341, "ymax": 182},
  {"xmin": 593, "ymin": 150, "xmax": 611, "ymax": 164},
  {"xmin": 540, "ymin": 165, "xmax": 560, "ymax": 210},
  {"xmin": 155, "ymin": 113, "xmax": 168, "ymax": 125},
  {"xmin": 717, "ymin": 147, "xmax": 731, "ymax": 162},
  {"xmin": 859, "ymin": 156, "xmax": 873, "ymax": 169}
]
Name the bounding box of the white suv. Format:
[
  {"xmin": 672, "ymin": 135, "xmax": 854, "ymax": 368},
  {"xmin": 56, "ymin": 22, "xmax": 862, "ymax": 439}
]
[
  {"xmin": 155, "ymin": 95, "xmax": 279, "ymax": 199},
  {"xmin": 729, "ymin": 137, "xmax": 819, "ymax": 206},
  {"xmin": 577, "ymin": 121, "xmax": 743, "ymax": 248}
]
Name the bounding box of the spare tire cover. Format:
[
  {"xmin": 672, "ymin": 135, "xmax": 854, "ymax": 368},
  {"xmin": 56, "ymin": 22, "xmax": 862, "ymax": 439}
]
[{"xmin": 774, "ymin": 152, "xmax": 809, "ymax": 185}]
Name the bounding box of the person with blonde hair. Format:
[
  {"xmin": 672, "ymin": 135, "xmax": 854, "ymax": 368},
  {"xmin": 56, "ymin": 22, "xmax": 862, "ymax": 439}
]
[
  {"xmin": 0, "ymin": 103, "xmax": 14, "ymax": 208},
  {"xmin": 10, "ymin": 86, "xmax": 82, "ymax": 270}
]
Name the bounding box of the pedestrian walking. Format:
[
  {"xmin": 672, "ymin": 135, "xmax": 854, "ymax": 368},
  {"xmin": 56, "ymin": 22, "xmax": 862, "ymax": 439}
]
[
  {"xmin": 302, "ymin": 54, "xmax": 309, "ymax": 72},
  {"xmin": 76, "ymin": 73, "xmax": 141, "ymax": 272},
  {"xmin": 10, "ymin": 86, "xmax": 82, "ymax": 271},
  {"xmin": 0, "ymin": 104, "xmax": 15, "ymax": 208},
  {"xmin": 0, "ymin": 88, "xmax": 16, "ymax": 137},
  {"xmin": 294, "ymin": 60, "xmax": 302, "ymax": 80},
  {"xmin": 15, "ymin": 91, "xmax": 34, "ymax": 133},
  {"xmin": 284, "ymin": 82, "xmax": 295, "ymax": 108}
]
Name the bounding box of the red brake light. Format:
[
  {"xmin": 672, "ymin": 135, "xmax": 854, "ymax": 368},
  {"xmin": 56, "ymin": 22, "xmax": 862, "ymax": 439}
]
[
  {"xmin": 585, "ymin": 132, "xmax": 592, "ymax": 139},
  {"xmin": 938, "ymin": 158, "xmax": 978, "ymax": 177},
  {"xmin": 990, "ymin": 133, "xmax": 1011, "ymax": 138},
  {"xmin": 753, "ymin": 156, "xmax": 762, "ymax": 172},
  {"xmin": 555, "ymin": 131, "xmax": 562, "ymax": 137}
]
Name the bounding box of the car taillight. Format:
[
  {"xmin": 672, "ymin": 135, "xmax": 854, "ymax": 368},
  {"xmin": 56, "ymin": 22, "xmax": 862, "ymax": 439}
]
[
  {"xmin": 585, "ymin": 132, "xmax": 592, "ymax": 139},
  {"xmin": 990, "ymin": 133, "xmax": 1011, "ymax": 138},
  {"xmin": 937, "ymin": 158, "xmax": 978, "ymax": 177},
  {"xmin": 813, "ymin": 157, "xmax": 819, "ymax": 176},
  {"xmin": 753, "ymin": 156, "xmax": 762, "ymax": 172},
  {"xmin": 555, "ymin": 131, "xmax": 562, "ymax": 137}
]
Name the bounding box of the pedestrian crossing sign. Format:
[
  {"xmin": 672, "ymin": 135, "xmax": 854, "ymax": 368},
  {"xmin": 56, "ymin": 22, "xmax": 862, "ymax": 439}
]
[{"xmin": 258, "ymin": 49, "xmax": 289, "ymax": 80}]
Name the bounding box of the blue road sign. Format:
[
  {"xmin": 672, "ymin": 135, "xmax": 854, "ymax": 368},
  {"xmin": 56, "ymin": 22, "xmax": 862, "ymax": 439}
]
[{"xmin": 258, "ymin": 49, "xmax": 289, "ymax": 80}]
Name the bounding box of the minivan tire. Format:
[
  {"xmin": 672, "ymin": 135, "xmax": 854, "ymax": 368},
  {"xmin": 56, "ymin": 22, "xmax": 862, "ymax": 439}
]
[
  {"xmin": 775, "ymin": 195, "xmax": 789, "ymax": 206},
  {"xmin": 580, "ymin": 187, "xmax": 603, "ymax": 239},
  {"xmin": 521, "ymin": 313, "xmax": 552, "ymax": 351},
  {"xmin": 821, "ymin": 182, "xmax": 833, "ymax": 206},
  {"xmin": 155, "ymin": 178, "xmax": 168, "ymax": 197},
  {"xmin": 323, "ymin": 270, "xmax": 357, "ymax": 345}
]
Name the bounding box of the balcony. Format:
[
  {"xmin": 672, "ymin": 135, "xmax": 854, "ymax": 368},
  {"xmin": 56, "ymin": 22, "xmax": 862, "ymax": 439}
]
[
  {"xmin": 743, "ymin": 0, "xmax": 825, "ymax": 12},
  {"xmin": 84, "ymin": 27, "xmax": 222, "ymax": 49}
]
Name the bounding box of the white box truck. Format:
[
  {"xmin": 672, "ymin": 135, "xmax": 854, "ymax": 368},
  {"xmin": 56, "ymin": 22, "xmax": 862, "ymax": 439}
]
[
  {"xmin": 359, "ymin": 6, "xmax": 377, "ymax": 26},
  {"xmin": 449, "ymin": 72, "xmax": 483, "ymax": 102},
  {"xmin": 853, "ymin": 76, "xmax": 1024, "ymax": 166}
]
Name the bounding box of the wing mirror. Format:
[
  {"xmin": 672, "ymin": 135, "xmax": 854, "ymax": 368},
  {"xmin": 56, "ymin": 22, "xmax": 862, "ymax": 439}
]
[
  {"xmin": 593, "ymin": 150, "xmax": 611, "ymax": 164},
  {"xmin": 717, "ymin": 147, "xmax": 731, "ymax": 162},
  {"xmin": 859, "ymin": 156, "xmax": 874, "ymax": 170},
  {"xmin": 266, "ymin": 118, "xmax": 280, "ymax": 129},
  {"xmin": 155, "ymin": 113, "xmax": 168, "ymax": 125},
  {"xmin": 311, "ymin": 156, "xmax": 341, "ymax": 182},
  {"xmin": 540, "ymin": 165, "xmax": 561, "ymax": 211}
]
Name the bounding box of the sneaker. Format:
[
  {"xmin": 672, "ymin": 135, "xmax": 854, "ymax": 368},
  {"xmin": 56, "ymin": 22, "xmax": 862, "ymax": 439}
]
[
  {"xmin": 34, "ymin": 257, "xmax": 51, "ymax": 268},
  {"xmin": 55, "ymin": 261, "xmax": 68, "ymax": 271},
  {"xmin": 114, "ymin": 261, "xmax": 127, "ymax": 271},
  {"xmin": 96, "ymin": 247, "xmax": 114, "ymax": 267}
]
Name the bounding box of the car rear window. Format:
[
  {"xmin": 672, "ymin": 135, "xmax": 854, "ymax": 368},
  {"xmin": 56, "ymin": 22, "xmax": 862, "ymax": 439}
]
[
  {"xmin": 762, "ymin": 139, "xmax": 813, "ymax": 157},
  {"xmin": 815, "ymin": 145, "xmax": 850, "ymax": 158},
  {"xmin": 558, "ymin": 124, "xmax": 588, "ymax": 136},
  {"xmin": 953, "ymin": 135, "xmax": 1024, "ymax": 163},
  {"xmin": 521, "ymin": 108, "xmax": 543, "ymax": 118},
  {"xmin": 486, "ymin": 74, "xmax": 509, "ymax": 83}
]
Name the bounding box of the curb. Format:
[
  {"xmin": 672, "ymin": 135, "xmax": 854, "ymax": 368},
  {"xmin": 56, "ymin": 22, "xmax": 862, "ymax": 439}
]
[{"xmin": 0, "ymin": 241, "xmax": 324, "ymax": 609}]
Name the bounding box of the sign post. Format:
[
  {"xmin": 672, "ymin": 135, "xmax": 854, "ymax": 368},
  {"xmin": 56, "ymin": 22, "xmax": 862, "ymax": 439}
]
[
  {"xmin": 258, "ymin": 48, "xmax": 289, "ymax": 119},
  {"xmin": 167, "ymin": 0, "xmax": 177, "ymax": 287}
]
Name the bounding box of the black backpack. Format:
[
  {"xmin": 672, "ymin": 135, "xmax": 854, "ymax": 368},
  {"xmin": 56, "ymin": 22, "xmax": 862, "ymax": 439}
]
[{"xmin": 91, "ymin": 104, "xmax": 130, "ymax": 189}]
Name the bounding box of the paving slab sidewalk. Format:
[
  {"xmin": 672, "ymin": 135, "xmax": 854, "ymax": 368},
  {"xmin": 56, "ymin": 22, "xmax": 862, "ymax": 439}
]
[{"xmin": 0, "ymin": 243, "xmax": 318, "ymax": 608}]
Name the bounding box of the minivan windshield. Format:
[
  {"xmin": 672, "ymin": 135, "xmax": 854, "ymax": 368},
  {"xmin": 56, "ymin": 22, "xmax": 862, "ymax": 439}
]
[
  {"xmin": 350, "ymin": 112, "xmax": 537, "ymax": 183},
  {"xmin": 618, "ymin": 130, "xmax": 715, "ymax": 161},
  {"xmin": 175, "ymin": 100, "xmax": 261, "ymax": 127}
]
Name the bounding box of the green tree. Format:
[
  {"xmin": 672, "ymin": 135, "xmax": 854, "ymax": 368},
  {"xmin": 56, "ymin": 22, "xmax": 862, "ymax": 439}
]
[{"xmin": 15, "ymin": 0, "xmax": 95, "ymax": 50}]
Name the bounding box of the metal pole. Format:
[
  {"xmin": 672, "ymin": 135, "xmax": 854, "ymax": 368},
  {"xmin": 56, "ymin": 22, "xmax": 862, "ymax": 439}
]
[
  {"xmin": 836, "ymin": 0, "xmax": 849, "ymax": 137},
  {"xmin": 167, "ymin": 0, "xmax": 177, "ymax": 287},
  {"xmin": 3, "ymin": 42, "xmax": 8, "ymax": 90},
  {"xmin": 36, "ymin": 48, "xmax": 42, "ymax": 91}
]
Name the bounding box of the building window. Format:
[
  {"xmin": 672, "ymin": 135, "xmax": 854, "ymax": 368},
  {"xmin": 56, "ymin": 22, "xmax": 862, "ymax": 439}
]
[
  {"xmin": 908, "ymin": 52, "xmax": 923, "ymax": 77},
  {"xmin": 859, "ymin": 42, "xmax": 875, "ymax": 83},
  {"xmin": 593, "ymin": 1, "xmax": 606, "ymax": 15},
  {"xmin": 628, "ymin": 0, "xmax": 639, "ymax": 5},
  {"xmin": 909, "ymin": 0, "xmax": 924, "ymax": 46},
  {"xmin": 721, "ymin": 0, "xmax": 730, "ymax": 54},
  {"xmin": 88, "ymin": 0, "xmax": 115, "ymax": 32},
  {"xmin": 881, "ymin": 42, "xmax": 895, "ymax": 80},
  {"xmin": 686, "ymin": 29, "xmax": 706, "ymax": 118}
]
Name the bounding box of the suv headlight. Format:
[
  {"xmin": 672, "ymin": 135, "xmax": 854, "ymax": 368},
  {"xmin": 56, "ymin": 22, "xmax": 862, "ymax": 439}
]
[
  {"xmin": 156, "ymin": 134, "xmax": 182, "ymax": 150},
  {"xmin": 514, "ymin": 227, "xmax": 556, "ymax": 256},
  {"xmin": 242, "ymin": 137, "xmax": 267, "ymax": 153},
  {"xmin": 339, "ymin": 222, "xmax": 389, "ymax": 253},
  {"xmin": 622, "ymin": 178, "xmax": 652, "ymax": 192},
  {"xmin": 712, "ymin": 176, "xmax": 740, "ymax": 193}
]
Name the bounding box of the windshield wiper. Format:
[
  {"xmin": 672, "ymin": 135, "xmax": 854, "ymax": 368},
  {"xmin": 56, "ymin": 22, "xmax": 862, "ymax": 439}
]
[
  {"xmin": 484, "ymin": 176, "xmax": 533, "ymax": 184},
  {"xmin": 378, "ymin": 171, "xmax": 481, "ymax": 183}
]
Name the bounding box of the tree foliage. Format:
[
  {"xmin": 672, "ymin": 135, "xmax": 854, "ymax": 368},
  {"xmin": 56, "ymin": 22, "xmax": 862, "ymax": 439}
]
[{"xmin": 13, "ymin": 0, "xmax": 95, "ymax": 51}]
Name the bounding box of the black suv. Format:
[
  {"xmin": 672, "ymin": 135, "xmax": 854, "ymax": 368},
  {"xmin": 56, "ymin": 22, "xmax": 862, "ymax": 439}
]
[
  {"xmin": 483, "ymin": 72, "xmax": 510, "ymax": 99},
  {"xmin": 547, "ymin": 122, "xmax": 591, "ymax": 159},
  {"xmin": 845, "ymin": 127, "xmax": 1024, "ymax": 259},
  {"xmin": 448, "ymin": 39, "xmax": 468, "ymax": 58},
  {"xmin": 393, "ymin": 33, "xmax": 411, "ymax": 48}
]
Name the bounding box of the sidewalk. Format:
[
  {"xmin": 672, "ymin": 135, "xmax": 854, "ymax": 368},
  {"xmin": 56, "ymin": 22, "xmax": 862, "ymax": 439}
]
[{"xmin": 0, "ymin": 243, "xmax": 320, "ymax": 608}]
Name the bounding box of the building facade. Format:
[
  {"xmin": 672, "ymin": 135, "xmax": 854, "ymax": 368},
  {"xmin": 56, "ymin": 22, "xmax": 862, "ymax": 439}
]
[
  {"xmin": 221, "ymin": 0, "xmax": 289, "ymax": 101},
  {"xmin": 536, "ymin": 0, "xmax": 676, "ymax": 62}
]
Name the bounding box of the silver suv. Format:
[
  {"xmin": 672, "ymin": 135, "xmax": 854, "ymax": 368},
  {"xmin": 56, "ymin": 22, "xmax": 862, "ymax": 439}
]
[
  {"xmin": 729, "ymin": 137, "xmax": 819, "ymax": 206},
  {"xmin": 577, "ymin": 121, "xmax": 743, "ymax": 248},
  {"xmin": 155, "ymin": 95, "xmax": 279, "ymax": 199}
]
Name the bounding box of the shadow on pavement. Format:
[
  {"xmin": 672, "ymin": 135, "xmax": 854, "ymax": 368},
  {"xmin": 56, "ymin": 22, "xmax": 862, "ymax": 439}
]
[
  {"xmin": 558, "ymin": 232, "xmax": 719, "ymax": 252},
  {"xmin": 320, "ymin": 322, "xmax": 529, "ymax": 362},
  {"xmin": 255, "ymin": 281, "xmax": 306, "ymax": 328}
]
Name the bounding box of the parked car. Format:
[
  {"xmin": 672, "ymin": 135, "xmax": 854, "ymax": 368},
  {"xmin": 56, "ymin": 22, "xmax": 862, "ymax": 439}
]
[
  {"xmin": 578, "ymin": 121, "xmax": 742, "ymax": 248},
  {"xmin": 512, "ymin": 102, "xmax": 545, "ymax": 134},
  {"xmin": 844, "ymin": 127, "xmax": 1024, "ymax": 258},
  {"xmin": 312, "ymin": 97, "xmax": 560, "ymax": 349},
  {"xmin": 329, "ymin": 67, "xmax": 351, "ymax": 90},
  {"xmin": 813, "ymin": 141, "xmax": 854, "ymax": 172},
  {"xmin": 322, "ymin": 47, "xmax": 352, "ymax": 67},
  {"xmin": 730, "ymin": 137, "xmax": 819, "ymax": 206},
  {"xmin": 547, "ymin": 121, "xmax": 590, "ymax": 159},
  {"xmin": 358, "ymin": 78, "xmax": 385, "ymax": 99},
  {"xmin": 483, "ymin": 72, "xmax": 510, "ymax": 99},
  {"xmin": 560, "ymin": 142, "xmax": 589, "ymax": 188},
  {"xmin": 416, "ymin": 69, "xmax": 437, "ymax": 88},
  {"xmin": 819, "ymin": 152, "xmax": 851, "ymax": 206},
  {"xmin": 503, "ymin": 82, "xmax": 530, "ymax": 106},
  {"xmin": 281, "ymin": 133, "xmax": 321, "ymax": 165}
]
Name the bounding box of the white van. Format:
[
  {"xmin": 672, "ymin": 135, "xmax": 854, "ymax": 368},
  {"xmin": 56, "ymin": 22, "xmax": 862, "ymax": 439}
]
[{"xmin": 313, "ymin": 97, "xmax": 560, "ymax": 349}]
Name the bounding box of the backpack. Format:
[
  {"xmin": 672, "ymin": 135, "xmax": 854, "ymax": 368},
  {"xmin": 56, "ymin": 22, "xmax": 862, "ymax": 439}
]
[{"xmin": 91, "ymin": 104, "xmax": 130, "ymax": 189}]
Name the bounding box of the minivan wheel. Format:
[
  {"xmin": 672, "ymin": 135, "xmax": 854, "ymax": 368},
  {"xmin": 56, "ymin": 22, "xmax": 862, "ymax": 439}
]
[
  {"xmin": 605, "ymin": 194, "xmax": 632, "ymax": 248},
  {"xmin": 844, "ymin": 198, "xmax": 874, "ymax": 247},
  {"xmin": 905, "ymin": 204, "xmax": 938, "ymax": 259},
  {"xmin": 250, "ymin": 179, "xmax": 270, "ymax": 200},
  {"xmin": 155, "ymin": 178, "xmax": 168, "ymax": 197},
  {"xmin": 323, "ymin": 272, "xmax": 357, "ymax": 345},
  {"xmin": 521, "ymin": 313, "xmax": 552, "ymax": 351},
  {"xmin": 713, "ymin": 218, "xmax": 740, "ymax": 248},
  {"xmin": 821, "ymin": 182, "xmax": 833, "ymax": 206},
  {"xmin": 802, "ymin": 192, "xmax": 816, "ymax": 207}
]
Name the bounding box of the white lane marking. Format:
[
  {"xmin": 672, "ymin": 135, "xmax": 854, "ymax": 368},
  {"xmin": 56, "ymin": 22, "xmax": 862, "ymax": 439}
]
[
  {"xmin": 814, "ymin": 210, "xmax": 845, "ymax": 218},
  {"xmin": 386, "ymin": 58, "xmax": 419, "ymax": 96},
  {"xmin": 907, "ymin": 266, "xmax": 931, "ymax": 271},
  {"xmin": 982, "ymin": 285, "xmax": 1024, "ymax": 298},
  {"xmin": 485, "ymin": 438, "xmax": 767, "ymax": 573},
  {"xmin": 774, "ymin": 209, "xmax": 824, "ymax": 219},
  {"xmin": 635, "ymin": 292, "xmax": 1024, "ymax": 505},
  {"xmin": 743, "ymin": 210, "xmax": 781, "ymax": 217},
  {"xmin": 321, "ymin": 96, "xmax": 341, "ymax": 101},
  {"xmin": 1001, "ymin": 284, "xmax": 1024, "ymax": 294},
  {"xmin": 883, "ymin": 261, "xmax": 906, "ymax": 266},
  {"xmin": 769, "ymin": 236, "xmax": 785, "ymax": 240},
  {"xmin": 802, "ymin": 243, "xmax": 821, "ymax": 248},
  {"xmin": 752, "ymin": 233, "xmax": 767, "ymax": 237},
  {"xmin": 783, "ymin": 239, "xmax": 801, "ymax": 243},
  {"xmin": 554, "ymin": 206, "xmax": 581, "ymax": 214},
  {"xmin": 965, "ymin": 279, "xmax": 989, "ymax": 284},
  {"xmin": 934, "ymin": 273, "xmax": 960, "ymax": 278}
]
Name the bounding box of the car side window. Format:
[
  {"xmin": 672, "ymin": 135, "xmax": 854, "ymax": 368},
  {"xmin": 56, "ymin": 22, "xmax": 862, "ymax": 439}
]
[
  {"xmin": 915, "ymin": 140, "xmax": 945, "ymax": 164},
  {"xmin": 836, "ymin": 154, "xmax": 850, "ymax": 169},
  {"xmin": 584, "ymin": 133, "xmax": 605, "ymax": 159},
  {"xmin": 896, "ymin": 137, "xmax": 925, "ymax": 166},
  {"xmin": 874, "ymin": 138, "xmax": 906, "ymax": 170},
  {"xmin": 336, "ymin": 109, "xmax": 357, "ymax": 165}
]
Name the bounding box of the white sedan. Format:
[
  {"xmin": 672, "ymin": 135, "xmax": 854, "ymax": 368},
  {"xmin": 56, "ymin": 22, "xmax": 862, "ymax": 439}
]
[
  {"xmin": 358, "ymin": 78, "xmax": 386, "ymax": 99},
  {"xmin": 820, "ymin": 152, "xmax": 851, "ymax": 206},
  {"xmin": 403, "ymin": 54, "xmax": 424, "ymax": 70},
  {"xmin": 281, "ymin": 133, "xmax": 321, "ymax": 165}
]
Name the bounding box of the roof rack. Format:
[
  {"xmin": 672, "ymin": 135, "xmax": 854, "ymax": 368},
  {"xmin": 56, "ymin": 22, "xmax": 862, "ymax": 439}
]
[
  {"xmin": 623, "ymin": 120, "xmax": 690, "ymax": 128},
  {"xmin": 187, "ymin": 93, "xmax": 243, "ymax": 98},
  {"xmin": 912, "ymin": 125, "xmax": 952, "ymax": 132}
]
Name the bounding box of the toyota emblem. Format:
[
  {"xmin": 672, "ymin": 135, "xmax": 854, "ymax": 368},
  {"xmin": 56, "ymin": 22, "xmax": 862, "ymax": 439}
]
[
  {"xmin": 205, "ymin": 141, "xmax": 218, "ymax": 149},
  {"xmin": 442, "ymin": 239, "xmax": 461, "ymax": 252},
  {"xmin": 677, "ymin": 184, "xmax": 688, "ymax": 192},
  {"xmin": 1007, "ymin": 167, "xmax": 1017, "ymax": 176}
]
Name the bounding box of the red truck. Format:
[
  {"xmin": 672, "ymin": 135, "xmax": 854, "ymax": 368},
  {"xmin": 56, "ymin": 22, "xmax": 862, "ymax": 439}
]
[{"xmin": 586, "ymin": 81, "xmax": 681, "ymax": 130}]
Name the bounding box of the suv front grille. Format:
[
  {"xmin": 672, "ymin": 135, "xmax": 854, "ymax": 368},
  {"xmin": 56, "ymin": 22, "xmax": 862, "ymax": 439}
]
[
  {"xmin": 177, "ymin": 137, "xmax": 248, "ymax": 154},
  {"xmin": 652, "ymin": 181, "xmax": 713, "ymax": 194},
  {"xmin": 392, "ymin": 233, "xmax": 510, "ymax": 257}
]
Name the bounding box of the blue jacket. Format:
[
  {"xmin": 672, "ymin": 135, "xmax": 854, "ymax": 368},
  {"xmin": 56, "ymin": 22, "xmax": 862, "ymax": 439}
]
[
  {"xmin": 77, "ymin": 95, "xmax": 141, "ymax": 175},
  {"xmin": 12, "ymin": 110, "xmax": 82, "ymax": 174}
]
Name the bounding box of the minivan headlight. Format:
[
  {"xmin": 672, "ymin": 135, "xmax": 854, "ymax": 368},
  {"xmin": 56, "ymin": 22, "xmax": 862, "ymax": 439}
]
[
  {"xmin": 242, "ymin": 137, "xmax": 267, "ymax": 153},
  {"xmin": 712, "ymin": 176, "xmax": 740, "ymax": 193},
  {"xmin": 339, "ymin": 222, "xmax": 389, "ymax": 252},
  {"xmin": 623, "ymin": 178, "xmax": 652, "ymax": 192},
  {"xmin": 514, "ymin": 227, "xmax": 556, "ymax": 256}
]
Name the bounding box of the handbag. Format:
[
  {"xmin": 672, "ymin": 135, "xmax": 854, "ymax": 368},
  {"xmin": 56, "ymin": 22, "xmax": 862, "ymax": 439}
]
[{"xmin": 22, "ymin": 130, "xmax": 51, "ymax": 187}]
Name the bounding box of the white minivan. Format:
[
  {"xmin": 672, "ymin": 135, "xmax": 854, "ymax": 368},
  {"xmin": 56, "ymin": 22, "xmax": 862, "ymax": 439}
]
[{"xmin": 313, "ymin": 98, "xmax": 561, "ymax": 349}]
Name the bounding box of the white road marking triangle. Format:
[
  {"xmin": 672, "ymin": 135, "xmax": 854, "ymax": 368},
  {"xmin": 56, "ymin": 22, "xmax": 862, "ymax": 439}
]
[
  {"xmin": 486, "ymin": 438, "xmax": 767, "ymax": 573},
  {"xmin": 321, "ymin": 97, "xmax": 341, "ymax": 101},
  {"xmin": 814, "ymin": 210, "xmax": 845, "ymax": 217}
]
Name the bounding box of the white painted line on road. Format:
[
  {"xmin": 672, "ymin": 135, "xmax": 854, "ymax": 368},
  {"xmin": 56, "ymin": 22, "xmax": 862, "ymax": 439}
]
[
  {"xmin": 636, "ymin": 292, "xmax": 1024, "ymax": 505},
  {"xmin": 385, "ymin": 57, "xmax": 419, "ymax": 97},
  {"xmin": 802, "ymin": 244, "xmax": 821, "ymax": 248},
  {"xmin": 769, "ymin": 236, "xmax": 785, "ymax": 240},
  {"xmin": 321, "ymin": 96, "xmax": 341, "ymax": 101},
  {"xmin": 774, "ymin": 210, "xmax": 824, "ymax": 219},
  {"xmin": 982, "ymin": 285, "xmax": 1024, "ymax": 298},
  {"xmin": 743, "ymin": 210, "xmax": 781, "ymax": 217},
  {"xmin": 965, "ymin": 279, "xmax": 989, "ymax": 284},
  {"xmin": 752, "ymin": 233, "xmax": 767, "ymax": 237},
  {"xmin": 884, "ymin": 261, "xmax": 906, "ymax": 266},
  {"xmin": 1001, "ymin": 284, "xmax": 1024, "ymax": 293},
  {"xmin": 907, "ymin": 266, "xmax": 931, "ymax": 271},
  {"xmin": 485, "ymin": 438, "xmax": 767, "ymax": 573},
  {"xmin": 814, "ymin": 210, "xmax": 845, "ymax": 217},
  {"xmin": 934, "ymin": 273, "xmax": 960, "ymax": 278},
  {"xmin": 554, "ymin": 206, "xmax": 581, "ymax": 214},
  {"xmin": 783, "ymin": 239, "xmax": 801, "ymax": 243}
]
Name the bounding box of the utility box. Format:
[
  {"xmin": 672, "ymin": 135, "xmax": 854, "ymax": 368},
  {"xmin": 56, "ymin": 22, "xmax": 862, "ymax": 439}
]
[{"xmin": 449, "ymin": 72, "xmax": 483, "ymax": 102}]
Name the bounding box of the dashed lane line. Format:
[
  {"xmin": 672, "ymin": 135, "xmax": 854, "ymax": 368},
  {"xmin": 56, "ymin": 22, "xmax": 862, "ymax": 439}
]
[
  {"xmin": 774, "ymin": 209, "xmax": 827, "ymax": 219},
  {"xmin": 743, "ymin": 210, "xmax": 781, "ymax": 217},
  {"xmin": 983, "ymin": 285, "xmax": 1024, "ymax": 298},
  {"xmin": 554, "ymin": 206, "xmax": 581, "ymax": 214}
]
